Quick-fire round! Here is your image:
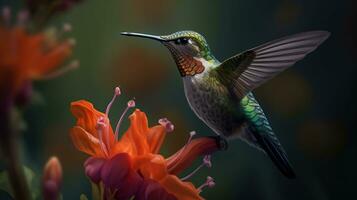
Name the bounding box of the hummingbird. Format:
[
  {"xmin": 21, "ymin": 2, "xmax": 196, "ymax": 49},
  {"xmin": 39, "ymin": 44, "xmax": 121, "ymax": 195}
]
[{"xmin": 121, "ymin": 30, "xmax": 330, "ymax": 179}]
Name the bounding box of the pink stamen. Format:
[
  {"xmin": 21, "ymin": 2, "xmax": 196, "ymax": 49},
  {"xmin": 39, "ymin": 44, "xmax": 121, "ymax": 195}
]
[
  {"xmin": 114, "ymin": 100, "xmax": 135, "ymax": 140},
  {"xmin": 103, "ymin": 87, "xmax": 120, "ymax": 150},
  {"xmin": 181, "ymin": 155, "xmax": 212, "ymax": 181},
  {"xmin": 174, "ymin": 131, "xmax": 196, "ymax": 160},
  {"xmin": 39, "ymin": 60, "xmax": 79, "ymax": 80},
  {"xmin": 158, "ymin": 118, "xmax": 174, "ymax": 133},
  {"xmin": 198, "ymin": 176, "xmax": 215, "ymax": 193},
  {"xmin": 98, "ymin": 116, "xmax": 113, "ymax": 153},
  {"xmin": 105, "ymin": 87, "xmax": 121, "ymax": 116},
  {"xmin": 95, "ymin": 119, "xmax": 109, "ymax": 157}
]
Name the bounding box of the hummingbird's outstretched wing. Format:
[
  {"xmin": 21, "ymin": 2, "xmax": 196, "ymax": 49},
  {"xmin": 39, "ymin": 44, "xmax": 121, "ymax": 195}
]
[{"xmin": 216, "ymin": 31, "xmax": 330, "ymax": 99}]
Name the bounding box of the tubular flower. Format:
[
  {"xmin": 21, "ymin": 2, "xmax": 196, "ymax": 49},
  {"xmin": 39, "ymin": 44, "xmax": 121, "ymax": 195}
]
[
  {"xmin": 0, "ymin": 7, "xmax": 76, "ymax": 100},
  {"xmin": 70, "ymin": 87, "xmax": 225, "ymax": 200}
]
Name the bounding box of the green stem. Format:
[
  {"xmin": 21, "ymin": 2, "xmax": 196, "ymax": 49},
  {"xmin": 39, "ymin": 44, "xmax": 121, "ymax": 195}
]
[{"xmin": 0, "ymin": 98, "xmax": 31, "ymax": 200}]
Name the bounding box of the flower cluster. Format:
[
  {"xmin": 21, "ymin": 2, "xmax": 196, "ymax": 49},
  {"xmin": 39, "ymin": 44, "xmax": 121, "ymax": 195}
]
[
  {"xmin": 70, "ymin": 87, "xmax": 224, "ymax": 199},
  {"xmin": 0, "ymin": 7, "xmax": 76, "ymax": 106}
]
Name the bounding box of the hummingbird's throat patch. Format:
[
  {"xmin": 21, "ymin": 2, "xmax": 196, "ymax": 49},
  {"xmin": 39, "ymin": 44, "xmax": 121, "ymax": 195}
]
[{"xmin": 176, "ymin": 54, "xmax": 205, "ymax": 77}]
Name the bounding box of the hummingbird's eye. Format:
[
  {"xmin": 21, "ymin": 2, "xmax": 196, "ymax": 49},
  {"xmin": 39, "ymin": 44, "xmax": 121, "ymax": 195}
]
[{"xmin": 175, "ymin": 38, "xmax": 189, "ymax": 45}]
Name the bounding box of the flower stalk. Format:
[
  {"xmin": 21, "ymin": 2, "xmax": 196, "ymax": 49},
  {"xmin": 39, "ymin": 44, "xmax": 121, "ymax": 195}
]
[{"xmin": 0, "ymin": 96, "xmax": 31, "ymax": 200}]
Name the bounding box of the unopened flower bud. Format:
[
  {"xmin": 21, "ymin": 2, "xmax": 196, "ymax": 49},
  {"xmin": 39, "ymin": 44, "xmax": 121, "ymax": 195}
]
[{"xmin": 42, "ymin": 156, "xmax": 62, "ymax": 200}]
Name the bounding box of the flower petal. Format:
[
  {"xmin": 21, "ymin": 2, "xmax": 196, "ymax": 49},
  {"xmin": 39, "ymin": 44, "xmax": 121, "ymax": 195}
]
[
  {"xmin": 0, "ymin": 27, "xmax": 29, "ymax": 94},
  {"xmin": 159, "ymin": 175, "xmax": 203, "ymax": 200},
  {"xmin": 0, "ymin": 27, "xmax": 25, "ymax": 67},
  {"xmin": 113, "ymin": 171, "xmax": 143, "ymax": 200},
  {"xmin": 118, "ymin": 109, "xmax": 150, "ymax": 156},
  {"xmin": 136, "ymin": 179, "xmax": 177, "ymax": 200},
  {"xmin": 134, "ymin": 155, "xmax": 167, "ymax": 181},
  {"xmin": 84, "ymin": 157, "xmax": 106, "ymax": 183},
  {"xmin": 32, "ymin": 40, "xmax": 72, "ymax": 78},
  {"xmin": 19, "ymin": 31, "xmax": 45, "ymax": 76},
  {"xmin": 166, "ymin": 137, "xmax": 221, "ymax": 175},
  {"xmin": 101, "ymin": 153, "xmax": 131, "ymax": 187},
  {"xmin": 147, "ymin": 125, "xmax": 166, "ymax": 154},
  {"xmin": 70, "ymin": 100, "xmax": 103, "ymax": 137},
  {"xmin": 70, "ymin": 126, "xmax": 105, "ymax": 157},
  {"xmin": 70, "ymin": 100, "xmax": 115, "ymax": 147},
  {"xmin": 101, "ymin": 153, "xmax": 143, "ymax": 199}
]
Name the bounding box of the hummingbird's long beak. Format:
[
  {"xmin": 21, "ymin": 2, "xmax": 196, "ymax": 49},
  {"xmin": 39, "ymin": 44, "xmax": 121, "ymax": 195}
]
[{"xmin": 121, "ymin": 32, "xmax": 166, "ymax": 42}]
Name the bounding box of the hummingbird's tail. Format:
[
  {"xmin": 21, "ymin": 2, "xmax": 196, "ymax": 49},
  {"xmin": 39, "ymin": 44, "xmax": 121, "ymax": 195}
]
[
  {"xmin": 253, "ymin": 129, "xmax": 296, "ymax": 179},
  {"xmin": 239, "ymin": 93, "xmax": 296, "ymax": 179}
]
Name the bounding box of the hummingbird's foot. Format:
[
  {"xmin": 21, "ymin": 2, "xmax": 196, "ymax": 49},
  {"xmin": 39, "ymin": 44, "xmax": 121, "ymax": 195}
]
[{"xmin": 209, "ymin": 135, "xmax": 228, "ymax": 151}]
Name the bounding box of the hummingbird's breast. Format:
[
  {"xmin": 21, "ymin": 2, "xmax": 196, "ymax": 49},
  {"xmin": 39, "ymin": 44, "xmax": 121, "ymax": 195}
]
[{"xmin": 183, "ymin": 75, "xmax": 245, "ymax": 137}]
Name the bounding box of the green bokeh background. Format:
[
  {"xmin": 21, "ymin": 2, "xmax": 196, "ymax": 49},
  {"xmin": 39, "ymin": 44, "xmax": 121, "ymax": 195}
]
[{"xmin": 1, "ymin": 0, "xmax": 356, "ymax": 199}]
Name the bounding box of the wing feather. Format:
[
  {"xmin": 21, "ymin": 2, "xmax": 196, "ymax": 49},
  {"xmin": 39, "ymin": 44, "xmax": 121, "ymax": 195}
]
[{"xmin": 216, "ymin": 31, "xmax": 330, "ymax": 99}]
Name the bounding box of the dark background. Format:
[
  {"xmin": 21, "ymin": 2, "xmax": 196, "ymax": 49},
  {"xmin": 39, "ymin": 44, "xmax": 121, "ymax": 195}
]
[{"xmin": 0, "ymin": 0, "xmax": 356, "ymax": 199}]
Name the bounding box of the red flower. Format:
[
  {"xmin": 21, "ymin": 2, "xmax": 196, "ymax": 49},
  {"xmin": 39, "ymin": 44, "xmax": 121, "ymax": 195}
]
[{"xmin": 70, "ymin": 87, "xmax": 223, "ymax": 200}]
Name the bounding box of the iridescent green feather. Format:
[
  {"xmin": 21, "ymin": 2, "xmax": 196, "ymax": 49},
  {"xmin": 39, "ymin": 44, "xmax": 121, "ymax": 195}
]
[{"xmin": 241, "ymin": 93, "xmax": 269, "ymax": 129}]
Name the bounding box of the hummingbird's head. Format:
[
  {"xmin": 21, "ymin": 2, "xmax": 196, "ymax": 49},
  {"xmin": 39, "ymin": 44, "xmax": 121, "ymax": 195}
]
[{"xmin": 121, "ymin": 31, "xmax": 216, "ymax": 77}]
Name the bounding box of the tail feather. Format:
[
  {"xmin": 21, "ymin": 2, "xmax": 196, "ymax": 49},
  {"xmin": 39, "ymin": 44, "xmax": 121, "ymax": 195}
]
[
  {"xmin": 255, "ymin": 131, "xmax": 296, "ymax": 179},
  {"xmin": 239, "ymin": 93, "xmax": 296, "ymax": 178}
]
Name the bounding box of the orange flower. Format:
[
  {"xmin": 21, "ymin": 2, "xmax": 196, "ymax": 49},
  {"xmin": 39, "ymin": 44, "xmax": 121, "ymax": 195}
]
[
  {"xmin": 70, "ymin": 87, "xmax": 224, "ymax": 200},
  {"xmin": 0, "ymin": 7, "xmax": 76, "ymax": 100}
]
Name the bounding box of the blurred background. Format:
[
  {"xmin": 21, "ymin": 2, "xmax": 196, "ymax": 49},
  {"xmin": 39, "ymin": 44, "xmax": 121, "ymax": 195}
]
[{"xmin": 0, "ymin": 0, "xmax": 356, "ymax": 199}]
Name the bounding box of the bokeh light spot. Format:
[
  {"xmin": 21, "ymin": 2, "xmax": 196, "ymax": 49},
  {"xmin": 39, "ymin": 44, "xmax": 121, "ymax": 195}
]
[
  {"xmin": 257, "ymin": 71, "xmax": 312, "ymax": 117},
  {"xmin": 297, "ymin": 119, "xmax": 347, "ymax": 159},
  {"xmin": 109, "ymin": 46, "xmax": 171, "ymax": 98},
  {"xmin": 275, "ymin": 0, "xmax": 301, "ymax": 26}
]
